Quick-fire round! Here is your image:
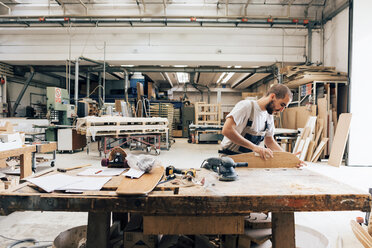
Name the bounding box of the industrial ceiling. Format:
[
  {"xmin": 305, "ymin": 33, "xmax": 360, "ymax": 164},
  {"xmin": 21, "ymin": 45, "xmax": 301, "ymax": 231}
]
[{"xmin": 0, "ymin": 0, "xmax": 349, "ymax": 91}]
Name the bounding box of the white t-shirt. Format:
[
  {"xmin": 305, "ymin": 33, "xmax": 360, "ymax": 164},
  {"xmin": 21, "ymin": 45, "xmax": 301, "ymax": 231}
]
[{"xmin": 221, "ymin": 100, "xmax": 275, "ymax": 149}]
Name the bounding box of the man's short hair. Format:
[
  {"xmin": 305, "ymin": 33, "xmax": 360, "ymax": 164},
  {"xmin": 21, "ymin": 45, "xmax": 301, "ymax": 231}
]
[{"xmin": 266, "ymin": 84, "xmax": 293, "ymax": 100}]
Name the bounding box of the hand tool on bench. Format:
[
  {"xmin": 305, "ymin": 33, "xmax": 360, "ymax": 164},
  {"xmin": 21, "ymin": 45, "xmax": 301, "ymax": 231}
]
[
  {"xmin": 165, "ymin": 166, "xmax": 196, "ymax": 178},
  {"xmin": 57, "ymin": 164, "xmax": 91, "ymax": 173},
  {"xmin": 201, "ymin": 157, "xmax": 248, "ymax": 181}
]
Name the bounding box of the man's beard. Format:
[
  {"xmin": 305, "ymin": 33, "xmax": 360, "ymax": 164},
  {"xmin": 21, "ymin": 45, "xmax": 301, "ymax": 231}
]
[{"xmin": 266, "ymin": 100, "xmax": 275, "ymax": 114}]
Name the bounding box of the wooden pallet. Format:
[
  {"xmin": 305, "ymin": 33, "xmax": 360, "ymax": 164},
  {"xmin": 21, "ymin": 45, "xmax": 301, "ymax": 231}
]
[{"xmin": 76, "ymin": 116, "xmax": 169, "ymax": 138}]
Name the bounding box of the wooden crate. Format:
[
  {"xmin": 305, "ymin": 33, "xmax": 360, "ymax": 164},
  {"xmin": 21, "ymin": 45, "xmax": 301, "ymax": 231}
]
[{"xmin": 194, "ymin": 102, "xmax": 221, "ymax": 125}]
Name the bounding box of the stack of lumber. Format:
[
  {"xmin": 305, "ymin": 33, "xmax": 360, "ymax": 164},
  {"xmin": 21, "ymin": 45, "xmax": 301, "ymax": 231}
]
[
  {"xmin": 0, "ymin": 122, "xmax": 24, "ymax": 152},
  {"xmin": 293, "ymin": 116, "xmax": 329, "ymax": 162},
  {"xmin": 280, "ymin": 65, "xmax": 348, "ymax": 88},
  {"xmin": 149, "ymin": 102, "xmax": 174, "ymax": 143},
  {"xmin": 76, "ymin": 116, "xmax": 169, "ymax": 140}
]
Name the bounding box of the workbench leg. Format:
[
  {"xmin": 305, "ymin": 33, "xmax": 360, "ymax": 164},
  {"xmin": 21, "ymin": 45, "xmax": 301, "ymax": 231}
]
[
  {"xmin": 20, "ymin": 152, "xmax": 32, "ymax": 179},
  {"xmin": 86, "ymin": 211, "xmax": 111, "ymax": 248},
  {"xmin": 32, "ymin": 152, "xmax": 36, "ymax": 172},
  {"xmin": 112, "ymin": 212, "xmax": 129, "ymax": 231},
  {"xmin": 271, "ymin": 212, "xmax": 295, "ymax": 248}
]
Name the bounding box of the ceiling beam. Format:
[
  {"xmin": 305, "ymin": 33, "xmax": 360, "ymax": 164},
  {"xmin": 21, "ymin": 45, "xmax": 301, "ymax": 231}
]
[{"xmin": 18, "ymin": 65, "xmax": 276, "ymax": 74}]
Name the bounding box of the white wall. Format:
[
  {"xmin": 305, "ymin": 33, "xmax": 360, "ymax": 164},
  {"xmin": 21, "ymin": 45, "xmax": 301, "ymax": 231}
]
[
  {"xmin": 7, "ymin": 82, "xmax": 46, "ymax": 117},
  {"xmin": 0, "ymin": 27, "xmax": 308, "ymax": 67},
  {"xmin": 323, "ymin": 8, "xmax": 349, "ymax": 72},
  {"xmin": 349, "ymin": 1, "xmax": 372, "ymax": 166}
]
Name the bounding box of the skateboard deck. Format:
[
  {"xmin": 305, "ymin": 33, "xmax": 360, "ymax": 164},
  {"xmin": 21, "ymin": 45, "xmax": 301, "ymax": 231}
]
[
  {"xmin": 116, "ymin": 166, "xmax": 164, "ymax": 195},
  {"xmin": 229, "ymin": 151, "xmax": 300, "ymax": 168}
]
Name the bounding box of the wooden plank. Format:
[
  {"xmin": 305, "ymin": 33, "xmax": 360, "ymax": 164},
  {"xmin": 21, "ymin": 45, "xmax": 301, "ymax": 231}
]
[
  {"xmin": 116, "ymin": 166, "xmax": 164, "ymax": 195},
  {"xmin": 229, "ymin": 152, "xmax": 300, "ymax": 168},
  {"xmin": 299, "ymin": 138, "xmax": 311, "ymax": 161},
  {"xmin": 0, "ymin": 145, "xmax": 36, "ymax": 159},
  {"xmin": 20, "ymin": 152, "xmax": 32, "ymax": 179},
  {"xmin": 350, "ymin": 220, "xmax": 372, "ymax": 248},
  {"xmin": 311, "ymin": 138, "xmax": 329, "ymax": 162},
  {"xmin": 271, "ymin": 212, "xmax": 295, "ymax": 248},
  {"xmin": 292, "ymin": 136, "xmax": 301, "ymax": 154},
  {"xmin": 143, "ymin": 215, "xmax": 244, "ymax": 235},
  {"xmin": 314, "ymin": 121, "xmax": 323, "ymax": 147},
  {"xmin": 318, "ymin": 97, "xmax": 328, "ymax": 156},
  {"xmin": 37, "ymin": 142, "xmax": 57, "ymax": 153},
  {"xmin": 328, "ymin": 113, "xmax": 352, "ymax": 167},
  {"xmin": 102, "ymin": 175, "xmax": 124, "ymax": 190},
  {"xmin": 306, "ymin": 141, "xmax": 315, "ymax": 162}
]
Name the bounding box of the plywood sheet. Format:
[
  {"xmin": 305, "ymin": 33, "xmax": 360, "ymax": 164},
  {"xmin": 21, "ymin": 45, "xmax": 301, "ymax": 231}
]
[
  {"xmin": 328, "ymin": 113, "xmax": 352, "ymax": 167},
  {"xmin": 282, "ymin": 107, "xmax": 297, "ymax": 129},
  {"xmin": 229, "ymin": 152, "xmax": 300, "ymax": 168},
  {"xmin": 296, "ymin": 105, "xmax": 317, "ymax": 129},
  {"xmin": 116, "ymin": 166, "xmax": 164, "ymax": 195}
]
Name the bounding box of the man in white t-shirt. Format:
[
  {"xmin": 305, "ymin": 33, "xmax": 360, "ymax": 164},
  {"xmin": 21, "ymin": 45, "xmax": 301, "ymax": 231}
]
[{"xmin": 220, "ymin": 84, "xmax": 292, "ymax": 160}]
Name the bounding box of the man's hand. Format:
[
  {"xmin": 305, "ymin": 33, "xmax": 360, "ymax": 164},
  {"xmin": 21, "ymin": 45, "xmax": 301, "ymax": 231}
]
[
  {"xmin": 253, "ymin": 146, "xmax": 273, "ymax": 160},
  {"xmin": 294, "ymin": 151, "xmax": 307, "ymax": 168}
]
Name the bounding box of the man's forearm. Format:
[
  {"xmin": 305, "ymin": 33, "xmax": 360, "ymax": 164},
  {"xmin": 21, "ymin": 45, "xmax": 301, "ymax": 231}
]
[{"xmin": 265, "ymin": 137, "xmax": 284, "ymax": 152}]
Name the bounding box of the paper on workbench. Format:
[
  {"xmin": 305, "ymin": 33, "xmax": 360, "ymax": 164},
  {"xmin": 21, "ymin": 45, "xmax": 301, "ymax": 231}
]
[
  {"xmin": 123, "ymin": 168, "xmax": 144, "ymax": 179},
  {"xmin": 57, "ymin": 177, "xmax": 111, "ymax": 192},
  {"xmin": 27, "ymin": 174, "xmax": 82, "ymax": 193},
  {"xmin": 77, "ymin": 168, "xmax": 126, "ymax": 176}
]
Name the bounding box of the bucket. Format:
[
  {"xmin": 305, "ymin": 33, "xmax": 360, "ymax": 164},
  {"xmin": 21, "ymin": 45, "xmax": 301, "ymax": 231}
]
[
  {"xmin": 295, "ymin": 224, "xmax": 330, "ymax": 248},
  {"xmin": 53, "ymin": 225, "xmax": 87, "ymax": 248}
]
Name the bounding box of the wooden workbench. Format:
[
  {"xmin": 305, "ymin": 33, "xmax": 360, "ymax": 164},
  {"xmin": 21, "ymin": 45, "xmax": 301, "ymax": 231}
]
[
  {"xmin": 0, "ymin": 167, "xmax": 370, "ymax": 248},
  {"xmin": 0, "ymin": 145, "xmax": 36, "ymax": 179}
]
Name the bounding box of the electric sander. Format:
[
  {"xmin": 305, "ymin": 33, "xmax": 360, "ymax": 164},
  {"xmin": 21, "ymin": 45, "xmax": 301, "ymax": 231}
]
[{"xmin": 201, "ymin": 157, "xmax": 248, "ymax": 181}]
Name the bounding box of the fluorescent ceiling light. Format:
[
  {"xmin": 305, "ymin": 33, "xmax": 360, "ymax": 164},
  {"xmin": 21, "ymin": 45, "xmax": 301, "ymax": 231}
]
[
  {"xmin": 221, "ymin": 72, "xmax": 235, "ymax": 84},
  {"xmin": 176, "ymin": 72, "xmax": 189, "ymax": 83},
  {"xmin": 216, "ymin": 73, "xmax": 226, "ymax": 84},
  {"xmin": 173, "ymin": 65, "xmax": 188, "ymax": 67},
  {"xmin": 121, "ymin": 65, "xmax": 135, "ymax": 67}
]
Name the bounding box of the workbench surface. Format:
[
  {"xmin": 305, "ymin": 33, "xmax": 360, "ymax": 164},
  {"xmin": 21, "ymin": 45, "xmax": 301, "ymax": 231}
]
[
  {"xmin": 0, "ymin": 167, "xmax": 370, "ymax": 215},
  {"xmin": 0, "ymin": 167, "xmax": 370, "ymax": 248}
]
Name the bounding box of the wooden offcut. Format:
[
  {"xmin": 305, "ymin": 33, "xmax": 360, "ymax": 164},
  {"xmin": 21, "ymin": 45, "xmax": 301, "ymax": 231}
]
[
  {"xmin": 350, "ymin": 220, "xmax": 372, "ymax": 248},
  {"xmin": 0, "ymin": 145, "xmax": 36, "ymax": 179},
  {"xmin": 328, "ymin": 113, "xmax": 352, "ymax": 167},
  {"xmin": 229, "ymin": 152, "xmax": 300, "ymax": 168},
  {"xmin": 143, "ymin": 215, "xmax": 244, "ymax": 235},
  {"xmin": 37, "ymin": 142, "xmax": 57, "ymax": 153},
  {"xmin": 311, "ymin": 138, "xmax": 328, "ymax": 162},
  {"xmin": 116, "ymin": 166, "xmax": 164, "ymax": 195}
]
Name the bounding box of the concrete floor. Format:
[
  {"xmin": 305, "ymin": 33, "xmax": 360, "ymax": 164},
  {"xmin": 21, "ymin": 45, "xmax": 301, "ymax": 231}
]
[{"xmin": 0, "ymin": 138, "xmax": 370, "ymax": 248}]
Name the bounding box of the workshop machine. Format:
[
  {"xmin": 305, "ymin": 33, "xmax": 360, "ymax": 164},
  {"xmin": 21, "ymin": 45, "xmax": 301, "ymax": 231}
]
[
  {"xmin": 77, "ymin": 98, "xmax": 99, "ymax": 117},
  {"xmin": 47, "ymin": 87, "xmax": 75, "ymax": 126},
  {"xmin": 45, "ymin": 87, "xmax": 85, "ymax": 150},
  {"xmin": 101, "ymin": 147, "xmax": 129, "ymax": 168}
]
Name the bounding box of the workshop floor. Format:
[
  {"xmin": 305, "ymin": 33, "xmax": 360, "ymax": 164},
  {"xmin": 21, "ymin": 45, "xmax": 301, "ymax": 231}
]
[{"xmin": 0, "ymin": 138, "xmax": 371, "ymax": 248}]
